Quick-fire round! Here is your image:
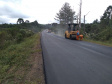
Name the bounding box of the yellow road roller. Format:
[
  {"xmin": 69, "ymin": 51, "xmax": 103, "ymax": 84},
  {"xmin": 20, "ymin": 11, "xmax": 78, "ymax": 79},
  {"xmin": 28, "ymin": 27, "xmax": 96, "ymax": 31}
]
[{"xmin": 65, "ymin": 23, "xmax": 83, "ymax": 40}]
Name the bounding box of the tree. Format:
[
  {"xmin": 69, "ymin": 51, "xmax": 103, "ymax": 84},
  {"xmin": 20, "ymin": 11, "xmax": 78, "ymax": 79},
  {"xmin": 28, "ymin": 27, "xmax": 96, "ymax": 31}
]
[
  {"xmin": 55, "ymin": 2, "xmax": 75, "ymax": 24},
  {"xmin": 93, "ymin": 19, "xmax": 99, "ymax": 24},
  {"xmin": 101, "ymin": 6, "xmax": 112, "ymax": 20},
  {"xmin": 100, "ymin": 6, "xmax": 112, "ymax": 26},
  {"xmin": 17, "ymin": 18, "xmax": 24, "ymax": 24},
  {"xmin": 25, "ymin": 20, "xmax": 30, "ymax": 23}
]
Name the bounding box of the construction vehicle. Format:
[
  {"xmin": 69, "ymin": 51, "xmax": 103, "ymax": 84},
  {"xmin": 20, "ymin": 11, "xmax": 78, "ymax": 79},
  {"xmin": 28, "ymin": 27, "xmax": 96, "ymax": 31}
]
[
  {"xmin": 65, "ymin": 23, "xmax": 83, "ymax": 40},
  {"xmin": 48, "ymin": 29, "xmax": 51, "ymax": 33}
]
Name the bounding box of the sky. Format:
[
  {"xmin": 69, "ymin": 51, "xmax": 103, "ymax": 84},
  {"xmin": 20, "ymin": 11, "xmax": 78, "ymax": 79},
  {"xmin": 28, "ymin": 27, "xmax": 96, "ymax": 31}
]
[{"xmin": 0, "ymin": 0, "xmax": 112, "ymax": 24}]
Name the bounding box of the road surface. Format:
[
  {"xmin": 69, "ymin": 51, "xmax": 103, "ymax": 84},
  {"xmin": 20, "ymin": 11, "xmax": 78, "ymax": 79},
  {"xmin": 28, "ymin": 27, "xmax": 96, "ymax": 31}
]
[{"xmin": 41, "ymin": 30, "xmax": 112, "ymax": 84}]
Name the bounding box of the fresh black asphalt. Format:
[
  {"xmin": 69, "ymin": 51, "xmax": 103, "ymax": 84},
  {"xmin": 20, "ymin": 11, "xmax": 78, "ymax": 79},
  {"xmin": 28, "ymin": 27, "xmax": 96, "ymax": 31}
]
[{"xmin": 41, "ymin": 30, "xmax": 112, "ymax": 84}]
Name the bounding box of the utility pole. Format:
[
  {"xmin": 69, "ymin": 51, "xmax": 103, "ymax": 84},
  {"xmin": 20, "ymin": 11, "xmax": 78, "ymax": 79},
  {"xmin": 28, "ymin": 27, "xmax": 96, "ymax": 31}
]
[
  {"xmin": 84, "ymin": 15, "xmax": 85, "ymax": 33},
  {"xmin": 84, "ymin": 11, "xmax": 90, "ymax": 34},
  {"xmin": 79, "ymin": 0, "xmax": 82, "ymax": 30},
  {"xmin": 77, "ymin": 15, "xmax": 79, "ymax": 24}
]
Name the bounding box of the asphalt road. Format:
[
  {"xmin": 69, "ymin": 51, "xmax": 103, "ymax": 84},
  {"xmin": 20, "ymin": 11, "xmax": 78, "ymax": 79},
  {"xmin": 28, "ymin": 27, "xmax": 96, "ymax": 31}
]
[{"xmin": 41, "ymin": 30, "xmax": 112, "ymax": 84}]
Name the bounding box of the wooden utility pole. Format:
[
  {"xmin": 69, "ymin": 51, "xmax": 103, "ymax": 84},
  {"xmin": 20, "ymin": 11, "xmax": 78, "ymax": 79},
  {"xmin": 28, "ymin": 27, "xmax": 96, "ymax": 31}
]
[
  {"xmin": 79, "ymin": 0, "xmax": 82, "ymax": 30},
  {"xmin": 84, "ymin": 15, "xmax": 85, "ymax": 33},
  {"xmin": 84, "ymin": 11, "xmax": 90, "ymax": 34},
  {"xmin": 77, "ymin": 15, "xmax": 79, "ymax": 24}
]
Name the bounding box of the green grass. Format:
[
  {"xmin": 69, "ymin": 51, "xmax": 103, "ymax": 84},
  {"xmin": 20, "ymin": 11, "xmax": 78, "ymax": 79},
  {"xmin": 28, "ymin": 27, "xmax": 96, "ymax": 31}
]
[
  {"xmin": 0, "ymin": 33, "xmax": 40, "ymax": 84},
  {"xmin": 83, "ymin": 38, "xmax": 112, "ymax": 47}
]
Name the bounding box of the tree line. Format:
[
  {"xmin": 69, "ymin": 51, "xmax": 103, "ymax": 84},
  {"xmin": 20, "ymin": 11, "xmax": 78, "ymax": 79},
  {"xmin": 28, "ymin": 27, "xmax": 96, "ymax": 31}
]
[
  {"xmin": 0, "ymin": 18, "xmax": 44, "ymax": 50},
  {"xmin": 84, "ymin": 6, "xmax": 112, "ymax": 41}
]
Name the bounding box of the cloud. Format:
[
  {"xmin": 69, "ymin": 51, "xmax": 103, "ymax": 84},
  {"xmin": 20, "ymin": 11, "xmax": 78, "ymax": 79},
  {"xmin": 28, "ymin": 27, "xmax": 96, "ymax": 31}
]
[
  {"xmin": 0, "ymin": 0, "xmax": 112, "ymax": 24},
  {"xmin": 0, "ymin": 0, "xmax": 29, "ymax": 24},
  {"xmin": 0, "ymin": 17, "xmax": 10, "ymax": 23},
  {"xmin": 0, "ymin": 5, "xmax": 29, "ymax": 19},
  {"xmin": 0, "ymin": 0, "xmax": 22, "ymax": 4}
]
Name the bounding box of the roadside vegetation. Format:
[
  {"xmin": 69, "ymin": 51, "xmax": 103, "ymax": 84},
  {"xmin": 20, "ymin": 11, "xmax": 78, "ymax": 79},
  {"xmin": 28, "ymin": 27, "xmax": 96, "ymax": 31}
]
[
  {"xmin": 82, "ymin": 6, "xmax": 112, "ymax": 47},
  {"xmin": 0, "ymin": 21, "xmax": 45, "ymax": 84}
]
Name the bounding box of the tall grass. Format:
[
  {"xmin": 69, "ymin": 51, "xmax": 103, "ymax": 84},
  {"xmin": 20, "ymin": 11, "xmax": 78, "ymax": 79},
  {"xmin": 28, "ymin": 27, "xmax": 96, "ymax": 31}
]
[
  {"xmin": 0, "ymin": 28, "xmax": 34, "ymax": 50},
  {"xmin": 0, "ymin": 28, "xmax": 40, "ymax": 83}
]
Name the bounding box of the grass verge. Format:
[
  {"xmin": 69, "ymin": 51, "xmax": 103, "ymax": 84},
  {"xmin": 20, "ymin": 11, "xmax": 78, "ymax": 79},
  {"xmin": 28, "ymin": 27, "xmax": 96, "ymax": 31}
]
[
  {"xmin": 83, "ymin": 38, "xmax": 112, "ymax": 47},
  {"xmin": 0, "ymin": 33, "xmax": 45, "ymax": 84}
]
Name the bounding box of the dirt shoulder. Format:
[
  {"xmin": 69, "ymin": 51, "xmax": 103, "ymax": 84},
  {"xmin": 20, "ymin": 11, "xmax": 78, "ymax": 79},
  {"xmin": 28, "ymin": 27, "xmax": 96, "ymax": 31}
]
[{"xmin": 24, "ymin": 34, "xmax": 45, "ymax": 84}]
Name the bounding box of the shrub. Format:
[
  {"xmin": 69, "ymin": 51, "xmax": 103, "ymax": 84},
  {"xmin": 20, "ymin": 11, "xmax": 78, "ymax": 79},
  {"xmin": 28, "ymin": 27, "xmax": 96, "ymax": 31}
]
[
  {"xmin": 25, "ymin": 30, "xmax": 34, "ymax": 37},
  {"xmin": 16, "ymin": 33, "xmax": 23, "ymax": 43},
  {"xmin": 19, "ymin": 29, "xmax": 26, "ymax": 37},
  {"xmin": 0, "ymin": 28, "xmax": 34, "ymax": 50},
  {"xmin": 0, "ymin": 31, "xmax": 8, "ymax": 49}
]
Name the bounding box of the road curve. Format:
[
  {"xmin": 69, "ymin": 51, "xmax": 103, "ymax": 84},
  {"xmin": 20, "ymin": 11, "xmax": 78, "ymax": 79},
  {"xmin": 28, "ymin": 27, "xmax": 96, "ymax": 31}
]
[{"xmin": 41, "ymin": 30, "xmax": 112, "ymax": 84}]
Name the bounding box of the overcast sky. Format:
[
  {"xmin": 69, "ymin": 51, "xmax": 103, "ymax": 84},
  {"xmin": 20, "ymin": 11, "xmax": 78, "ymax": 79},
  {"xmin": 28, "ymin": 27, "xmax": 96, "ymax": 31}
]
[{"xmin": 0, "ymin": 0, "xmax": 112, "ymax": 24}]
